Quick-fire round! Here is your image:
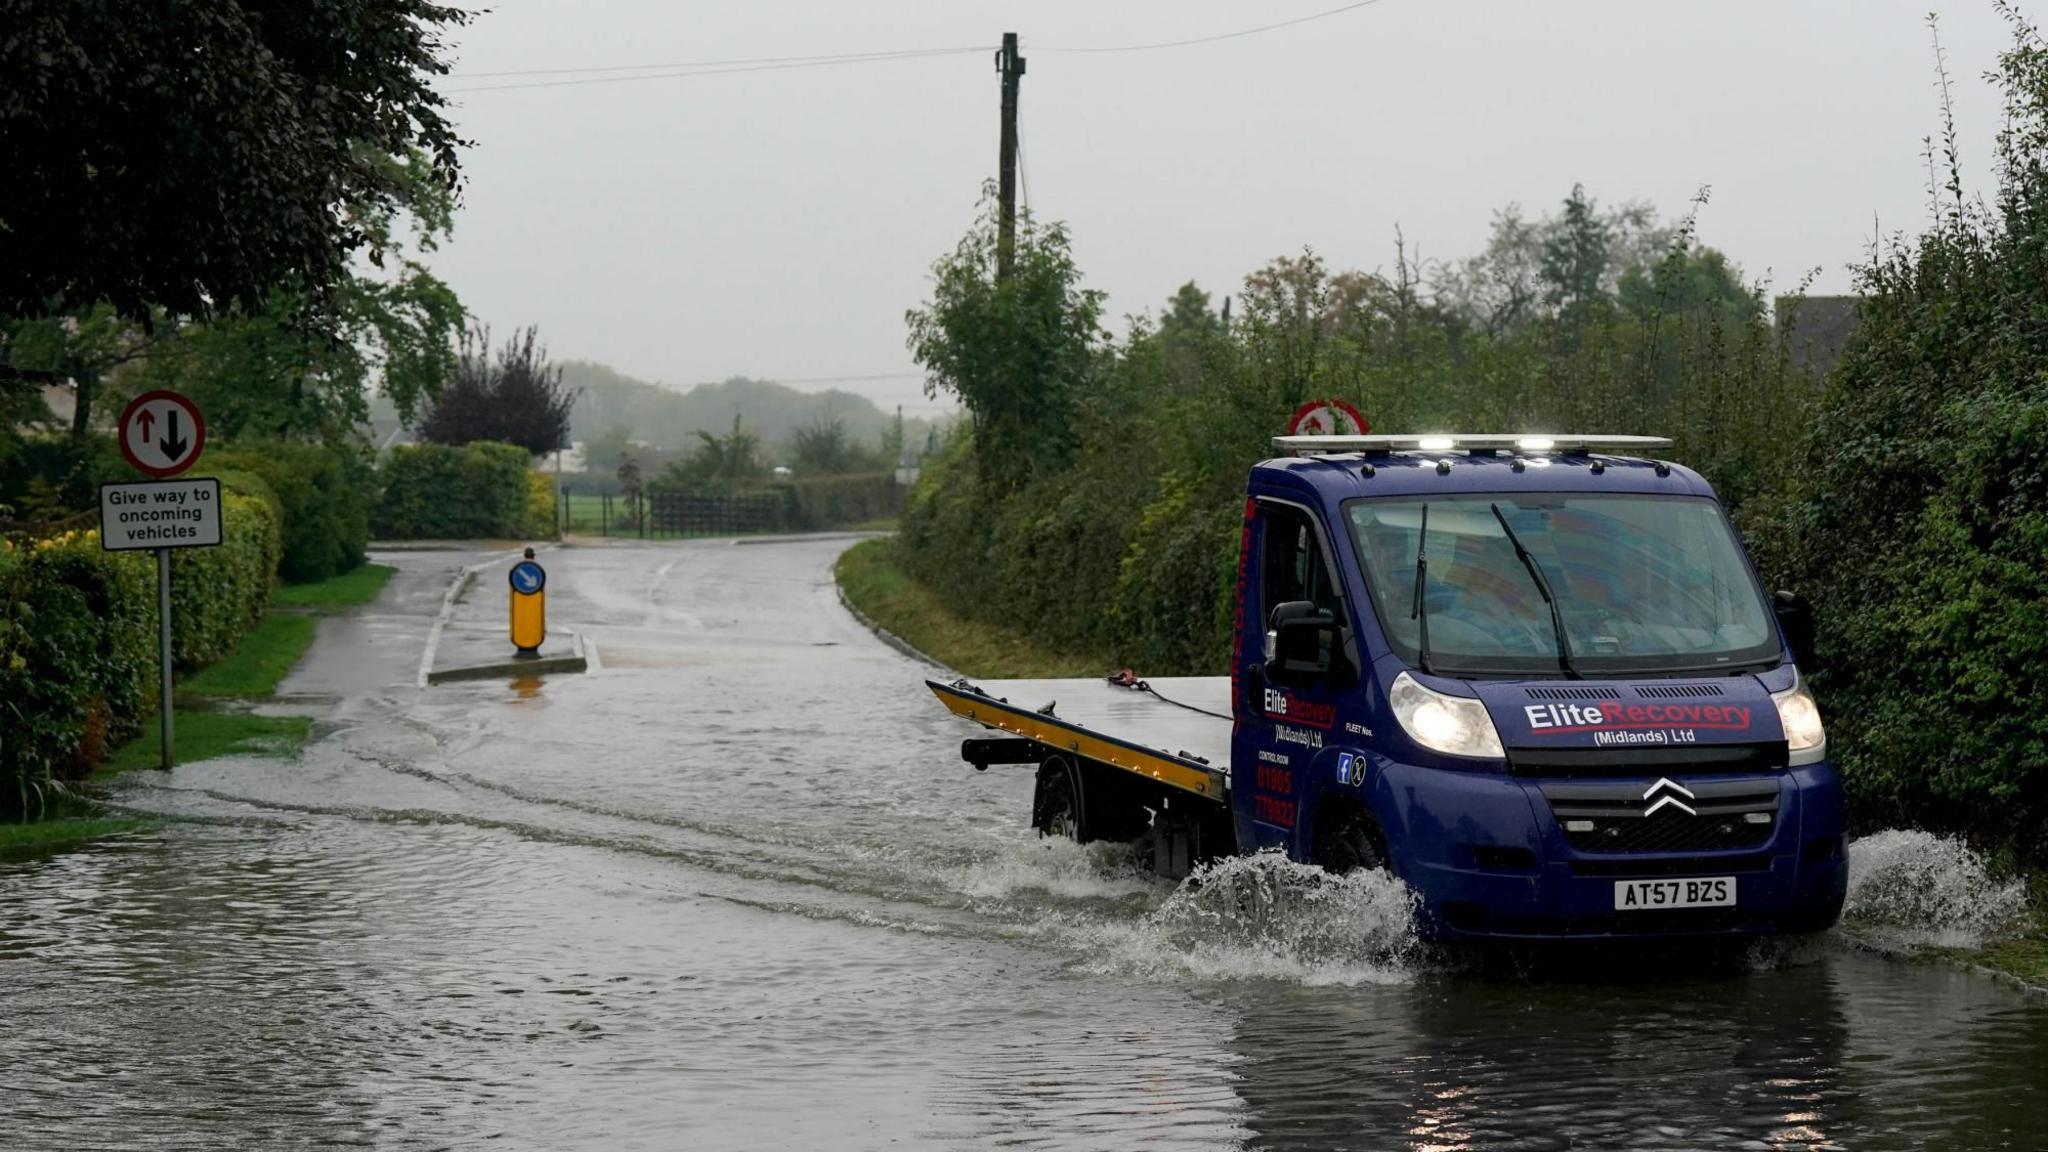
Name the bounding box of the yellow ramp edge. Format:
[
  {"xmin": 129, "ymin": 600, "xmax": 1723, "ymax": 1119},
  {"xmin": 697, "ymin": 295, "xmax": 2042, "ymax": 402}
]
[{"xmin": 928, "ymin": 680, "xmax": 1228, "ymax": 801}]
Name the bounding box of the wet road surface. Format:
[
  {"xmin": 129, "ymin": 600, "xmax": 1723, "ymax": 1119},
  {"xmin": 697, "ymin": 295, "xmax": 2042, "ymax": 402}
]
[{"xmin": 2, "ymin": 537, "xmax": 2045, "ymax": 1150}]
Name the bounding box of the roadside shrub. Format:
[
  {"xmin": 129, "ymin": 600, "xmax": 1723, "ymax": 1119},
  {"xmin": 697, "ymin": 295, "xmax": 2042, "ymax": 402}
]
[
  {"xmin": 169, "ymin": 482, "xmax": 282, "ymax": 668},
  {"xmin": 209, "ymin": 442, "xmax": 373, "ymax": 583},
  {"xmin": 1113, "ymin": 479, "xmax": 1241, "ymax": 674},
  {"xmin": 0, "ymin": 434, "xmax": 129, "ymax": 518},
  {"xmin": 374, "ymin": 440, "xmax": 534, "ymax": 539},
  {"xmin": 0, "ymin": 530, "xmax": 155, "ymax": 815},
  {"xmin": 897, "ymin": 430, "xmax": 998, "ymax": 614},
  {"xmin": 522, "ymin": 469, "xmax": 557, "ymax": 541},
  {"xmin": 1773, "ymin": 13, "xmax": 2048, "ymax": 867},
  {"xmin": 786, "ymin": 471, "xmax": 900, "ymax": 529},
  {"xmin": 983, "ymin": 462, "xmax": 1141, "ymax": 658}
]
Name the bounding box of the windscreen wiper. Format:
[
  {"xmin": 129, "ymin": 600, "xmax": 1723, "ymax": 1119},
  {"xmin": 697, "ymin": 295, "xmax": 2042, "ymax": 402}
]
[
  {"xmin": 1410, "ymin": 503, "xmax": 1434, "ymax": 674},
  {"xmin": 1490, "ymin": 502, "xmax": 1579, "ymax": 679}
]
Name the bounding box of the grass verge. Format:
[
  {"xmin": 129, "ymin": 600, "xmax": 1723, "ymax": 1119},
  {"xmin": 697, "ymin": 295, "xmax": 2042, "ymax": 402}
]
[
  {"xmin": 1974, "ymin": 873, "xmax": 2048, "ymax": 989},
  {"xmin": 99, "ymin": 712, "xmax": 313, "ymax": 778},
  {"xmin": 0, "ymin": 815, "xmax": 151, "ymax": 856},
  {"xmin": 180, "ymin": 613, "xmax": 318, "ymax": 698},
  {"xmin": 273, "ymin": 562, "xmax": 394, "ymax": 611},
  {"xmin": 97, "ymin": 564, "xmax": 384, "ymax": 774},
  {"xmin": 833, "ymin": 538, "xmax": 1109, "ymax": 678},
  {"xmin": 1976, "ymin": 934, "xmax": 2048, "ymax": 988}
]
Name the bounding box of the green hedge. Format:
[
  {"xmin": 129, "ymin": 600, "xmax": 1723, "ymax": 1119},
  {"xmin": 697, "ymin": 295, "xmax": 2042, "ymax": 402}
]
[
  {"xmin": 785, "ymin": 471, "xmax": 900, "ymax": 529},
  {"xmin": 0, "ymin": 471, "xmax": 281, "ymax": 816},
  {"xmin": 208, "ymin": 442, "xmax": 372, "ymax": 583},
  {"xmin": 1765, "ymin": 206, "xmax": 2048, "ymax": 865},
  {"xmin": 169, "ymin": 483, "xmax": 281, "ymax": 668},
  {"xmin": 374, "ymin": 441, "xmax": 535, "ymax": 540},
  {"xmin": 0, "ymin": 530, "xmax": 155, "ymax": 815},
  {"xmin": 522, "ymin": 470, "xmax": 558, "ymax": 541}
]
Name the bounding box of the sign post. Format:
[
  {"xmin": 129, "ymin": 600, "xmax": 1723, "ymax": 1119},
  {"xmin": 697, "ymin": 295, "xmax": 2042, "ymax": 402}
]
[{"xmin": 102, "ymin": 390, "xmax": 213, "ymax": 771}]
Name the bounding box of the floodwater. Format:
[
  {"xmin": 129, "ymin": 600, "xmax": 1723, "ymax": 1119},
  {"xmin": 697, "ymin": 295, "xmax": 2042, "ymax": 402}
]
[{"xmin": 2, "ymin": 538, "xmax": 2043, "ymax": 1151}]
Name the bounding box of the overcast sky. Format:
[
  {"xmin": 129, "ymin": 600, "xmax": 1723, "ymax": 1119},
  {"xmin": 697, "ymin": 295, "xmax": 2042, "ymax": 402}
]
[{"xmin": 427, "ymin": 1, "xmax": 2023, "ymax": 416}]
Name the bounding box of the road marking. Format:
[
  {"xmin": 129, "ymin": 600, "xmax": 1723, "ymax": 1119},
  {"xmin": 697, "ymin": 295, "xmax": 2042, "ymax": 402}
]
[
  {"xmin": 645, "ymin": 557, "xmax": 679, "ymax": 606},
  {"xmin": 643, "ymin": 556, "xmax": 707, "ymax": 629}
]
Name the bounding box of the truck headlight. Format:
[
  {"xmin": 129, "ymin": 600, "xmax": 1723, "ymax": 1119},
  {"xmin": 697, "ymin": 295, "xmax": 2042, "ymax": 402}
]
[
  {"xmin": 1773, "ymin": 676, "xmax": 1827, "ymax": 765},
  {"xmin": 1390, "ymin": 672, "xmax": 1504, "ymax": 759}
]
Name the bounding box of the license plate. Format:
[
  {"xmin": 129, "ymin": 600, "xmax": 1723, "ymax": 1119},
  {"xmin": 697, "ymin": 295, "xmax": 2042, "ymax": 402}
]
[{"xmin": 1614, "ymin": 877, "xmax": 1735, "ymax": 910}]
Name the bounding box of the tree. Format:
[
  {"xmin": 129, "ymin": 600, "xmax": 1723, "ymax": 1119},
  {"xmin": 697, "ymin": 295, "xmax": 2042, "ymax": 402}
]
[
  {"xmin": 0, "ymin": 305, "xmax": 173, "ymax": 444},
  {"xmin": 616, "ymin": 449, "xmax": 643, "ymax": 528},
  {"xmin": 881, "ymin": 406, "xmax": 907, "ymax": 470},
  {"xmin": 418, "ymin": 326, "xmax": 577, "ymax": 456},
  {"xmin": 2, "ymin": 146, "xmax": 464, "ymax": 448},
  {"xmin": 1160, "ymin": 282, "xmax": 1223, "ymax": 346},
  {"xmin": 792, "ymin": 416, "xmax": 855, "ymax": 474},
  {"xmin": 1438, "ymin": 207, "xmax": 1546, "ymax": 337},
  {"xmin": 1617, "ymin": 246, "xmax": 1757, "ymax": 329},
  {"xmin": 1541, "ymin": 184, "xmax": 1615, "ymax": 326},
  {"xmin": 583, "ymin": 424, "xmax": 634, "ymax": 479},
  {"xmin": 0, "ymin": 0, "xmax": 468, "ymax": 329},
  {"xmin": 905, "ymin": 186, "xmax": 1106, "ymax": 487},
  {"xmin": 657, "ymin": 414, "xmax": 765, "ymax": 491},
  {"xmin": 1438, "ymin": 193, "xmax": 1669, "ymax": 337}
]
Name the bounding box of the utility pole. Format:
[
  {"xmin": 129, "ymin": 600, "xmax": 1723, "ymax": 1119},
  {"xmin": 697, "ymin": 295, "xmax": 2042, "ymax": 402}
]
[{"xmin": 996, "ymin": 32, "xmax": 1025, "ymax": 281}]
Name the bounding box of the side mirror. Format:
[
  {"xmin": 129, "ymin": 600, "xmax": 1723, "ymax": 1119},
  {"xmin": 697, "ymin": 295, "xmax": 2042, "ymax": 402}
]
[
  {"xmin": 1773, "ymin": 590, "xmax": 1815, "ymax": 662},
  {"xmin": 1265, "ymin": 600, "xmax": 1337, "ymax": 678}
]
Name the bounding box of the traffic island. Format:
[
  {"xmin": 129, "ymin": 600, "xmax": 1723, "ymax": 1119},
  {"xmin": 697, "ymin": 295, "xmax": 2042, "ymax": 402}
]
[{"xmin": 426, "ymin": 623, "xmax": 589, "ymax": 685}]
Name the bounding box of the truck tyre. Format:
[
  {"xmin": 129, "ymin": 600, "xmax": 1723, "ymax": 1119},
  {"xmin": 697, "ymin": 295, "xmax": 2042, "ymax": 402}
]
[
  {"xmin": 1032, "ymin": 756, "xmax": 1086, "ymax": 842},
  {"xmin": 1311, "ymin": 799, "xmax": 1389, "ymax": 876}
]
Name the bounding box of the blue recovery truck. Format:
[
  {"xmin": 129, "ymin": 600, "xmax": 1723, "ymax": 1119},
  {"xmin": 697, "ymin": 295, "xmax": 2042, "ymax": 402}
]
[{"xmin": 930, "ymin": 434, "xmax": 1847, "ymax": 941}]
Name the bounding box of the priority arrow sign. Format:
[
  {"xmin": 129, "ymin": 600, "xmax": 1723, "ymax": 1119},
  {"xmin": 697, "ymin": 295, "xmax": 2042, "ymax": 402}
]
[{"xmin": 118, "ymin": 390, "xmax": 207, "ymax": 479}]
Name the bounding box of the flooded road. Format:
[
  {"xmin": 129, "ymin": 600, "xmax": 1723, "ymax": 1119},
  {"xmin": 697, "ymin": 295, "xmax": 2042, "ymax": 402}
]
[{"xmin": 3, "ymin": 538, "xmax": 2044, "ymax": 1150}]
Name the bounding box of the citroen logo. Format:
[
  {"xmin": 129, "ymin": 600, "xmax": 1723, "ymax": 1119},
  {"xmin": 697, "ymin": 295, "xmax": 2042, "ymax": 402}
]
[{"xmin": 1641, "ymin": 776, "xmax": 1697, "ymax": 817}]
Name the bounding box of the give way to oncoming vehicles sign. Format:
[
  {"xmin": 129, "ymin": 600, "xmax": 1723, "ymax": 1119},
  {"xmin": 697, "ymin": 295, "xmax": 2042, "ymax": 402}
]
[{"xmin": 99, "ymin": 478, "xmax": 222, "ymax": 551}]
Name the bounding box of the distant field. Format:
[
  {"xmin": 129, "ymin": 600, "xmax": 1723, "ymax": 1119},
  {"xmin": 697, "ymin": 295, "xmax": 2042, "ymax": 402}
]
[{"xmin": 560, "ymin": 492, "xmax": 782, "ymax": 539}]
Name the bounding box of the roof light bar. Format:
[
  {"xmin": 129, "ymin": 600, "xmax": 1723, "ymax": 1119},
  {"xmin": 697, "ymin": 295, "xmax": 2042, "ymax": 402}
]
[{"xmin": 1274, "ymin": 433, "xmax": 1674, "ymax": 456}]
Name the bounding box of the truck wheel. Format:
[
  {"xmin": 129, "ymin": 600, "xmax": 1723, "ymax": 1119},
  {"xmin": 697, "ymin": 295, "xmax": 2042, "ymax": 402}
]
[
  {"xmin": 1311, "ymin": 799, "xmax": 1388, "ymax": 876},
  {"xmin": 1033, "ymin": 756, "xmax": 1085, "ymax": 842}
]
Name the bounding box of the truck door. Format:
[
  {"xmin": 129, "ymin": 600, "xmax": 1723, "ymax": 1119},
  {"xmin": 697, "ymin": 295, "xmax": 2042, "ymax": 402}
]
[{"xmin": 1235, "ymin": 498, "xmax": 1354, "ymax": 855}]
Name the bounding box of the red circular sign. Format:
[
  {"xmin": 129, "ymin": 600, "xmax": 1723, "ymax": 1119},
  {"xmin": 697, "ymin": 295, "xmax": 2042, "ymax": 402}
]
[
  {"xmin": 117, "ymin": 390, "xmax": 207, "ymax": 478},
  {"xmin": 1287, "ymin": 398, "xmax": 1369, "ymax": 437}
]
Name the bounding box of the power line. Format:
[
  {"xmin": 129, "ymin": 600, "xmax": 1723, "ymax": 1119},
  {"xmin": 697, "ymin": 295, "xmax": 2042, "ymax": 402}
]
[
  {"xmin": 445, "ymin": 1, "xmax": 1397, "ymax": 94},
  {"xmin": 1032, "ymin": 0, "xmax": 1389, "ymax": 54},
  {"xmin": 444, "ymin": 48, "xmax": 982, "ymax": 94},
  {"xmin": 758, "ymin": 371, "xmax": 928, "ymax": 385},
  {"xmin": 451, "ymin": 45, "xmax": 988, "ymax": 80}
]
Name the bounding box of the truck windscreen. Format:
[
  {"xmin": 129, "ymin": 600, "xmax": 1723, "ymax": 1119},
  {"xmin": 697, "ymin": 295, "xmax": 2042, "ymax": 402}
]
[{"xmin": 1346, "ymin": 494, "xmax": 1778, "ymax": 677}]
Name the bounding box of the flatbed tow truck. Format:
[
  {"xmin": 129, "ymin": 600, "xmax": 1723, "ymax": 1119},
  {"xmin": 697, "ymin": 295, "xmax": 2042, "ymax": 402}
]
[{"xmin": 930, "ymin": 434, "xmax": 1848, "ymax": 941}]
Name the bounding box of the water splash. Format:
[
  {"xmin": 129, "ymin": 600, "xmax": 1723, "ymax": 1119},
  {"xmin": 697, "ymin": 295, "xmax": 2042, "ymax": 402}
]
[
  {"xmin": 1844, "ymin": 829, "xmax": 2028, "ymax": 949},
  {"xmin": 953, "ymin": 837, "xmax": 1162, "ymax": 903},
  {"xmin": 1071, "ymin": 850, "xmax": 1420, "ymax": 986}
]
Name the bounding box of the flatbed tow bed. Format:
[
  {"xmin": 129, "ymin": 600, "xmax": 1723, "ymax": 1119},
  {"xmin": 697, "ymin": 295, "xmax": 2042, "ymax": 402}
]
[{"xmin": 928, "ymin": 676, "xmax": 1232, "ymax": 801}]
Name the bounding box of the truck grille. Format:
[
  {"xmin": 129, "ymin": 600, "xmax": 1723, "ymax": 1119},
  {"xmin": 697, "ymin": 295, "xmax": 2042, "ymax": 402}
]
[
  {"xmin": 1541, "ymin": 778, "xmax": 1780, "ymax": 854},
  {"xmin": 1570, "ymin": 853, "xmax": 1772, "ymax": 877}
]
